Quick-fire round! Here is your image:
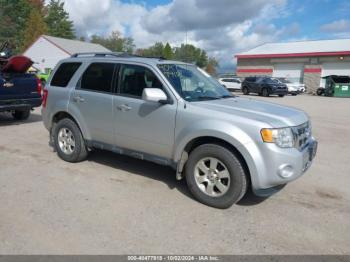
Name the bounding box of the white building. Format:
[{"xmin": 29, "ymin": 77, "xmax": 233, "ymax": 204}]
[
  {"xmin": 23, "ymin": 35, "xmax": 110, "ymax": 72},
  {"xmin": 235, "ymin": 39, "xmax": 350, "ymax": 93}
]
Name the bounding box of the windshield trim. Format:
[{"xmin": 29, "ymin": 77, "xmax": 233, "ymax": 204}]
[{"xmin": 157, "ymin": 63, "xmax": 233, "ymax": 102}]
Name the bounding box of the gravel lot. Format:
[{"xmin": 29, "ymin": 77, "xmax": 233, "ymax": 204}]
[{"xmin": 0, "ymin": 94, "xmax": 349, "ymax": 255}]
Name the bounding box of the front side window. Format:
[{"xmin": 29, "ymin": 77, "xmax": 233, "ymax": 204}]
[
  {"xmin": 158, "ymin": 64, "xmax": 232, "ymax": 102},
  {"xmin": 80, "ymin": 63, "xmax": 115, "ymax": 93},
  {"xmin": 119, "ymin": 64, "xmax": 163, "ymax": 98},
  {"xmin": 51, "ymin": 62, "xmax": 81, "ymax": 87}
]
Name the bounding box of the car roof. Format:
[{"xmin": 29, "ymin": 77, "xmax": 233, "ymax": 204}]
[{"xmin": 59, "ymin": 52, "xmax": 191, "ymax": 67}]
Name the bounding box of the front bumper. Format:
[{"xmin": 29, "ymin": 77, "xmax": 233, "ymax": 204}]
[
  {"xmin": 251, "ymin": 138, "xmax": 318, "ymax": 197},
  {"xmin": 270, "ymin": 89, "xmax": 288, "ymax": 95}
]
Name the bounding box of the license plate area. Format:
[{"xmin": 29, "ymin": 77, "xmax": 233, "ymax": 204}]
[{"xmin": 303, "ymin": 141, "xmax": 318, "ymax": 171}]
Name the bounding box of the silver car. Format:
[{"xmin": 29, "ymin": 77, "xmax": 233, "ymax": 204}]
[{"xmin": 42, "ymin": 53, "xmax": 317, "ymax": 209}]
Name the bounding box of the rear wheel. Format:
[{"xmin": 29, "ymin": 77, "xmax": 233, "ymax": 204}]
[
  {"xmin": 12, "ymin": 109, "xmax": 30, "ymax": 120},
  {"xmin": 185, "ymin": 144, "xmax": 248, "ymax": 209},
  {"xmin": 242, "ymin": 86, "xmax": 249, "ymax": 95},
  {"xmin": 53, "ymin": 118, "xmax": 88, "ymax": 162},
  {"xmin": 278, "ymin": 94, "xmax": 285, "ymax": 97},
  {"xmin": 262, "ymin": 88, "xmax": 269, "ymax": 97}
]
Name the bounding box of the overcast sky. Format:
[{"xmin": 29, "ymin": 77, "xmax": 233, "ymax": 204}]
[{"xmin": 61, "ymin": 0, "xmax": 350, "ymax": 72}]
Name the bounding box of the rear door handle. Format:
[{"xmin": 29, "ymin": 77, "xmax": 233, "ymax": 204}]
[
  {"xmin": 73, "ymin": 96, "xmax": 85, "ymax": 103},
  {"xmin": 117, "ymin": 104, "xmax": 132, "ymax": 112}
]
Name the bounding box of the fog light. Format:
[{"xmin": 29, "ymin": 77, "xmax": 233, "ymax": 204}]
[{"xmin": 278, "ymin": 164, "xmax": 294, "ymax": 178}]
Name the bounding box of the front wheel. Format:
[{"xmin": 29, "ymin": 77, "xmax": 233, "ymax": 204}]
[
  {"xmin": 185, "ymin": 144, "xmax": 248, "ymax": 209},
  {"xmin": 53, "ymin": 118, "xmax": 88, "ymax": 162}
]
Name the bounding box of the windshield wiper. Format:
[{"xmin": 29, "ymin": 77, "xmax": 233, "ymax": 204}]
[
  {"xmin": 195, "ymin": 96, "xmax": 221, "ymax": 101},
  {"xmin": 221, "ymin": 95, "xmax": 235, "ymax": 99}
]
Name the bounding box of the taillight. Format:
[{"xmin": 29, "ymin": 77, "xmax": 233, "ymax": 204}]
[
  {"xmin": 42, "ymin": 89, "xmax": 48, "ymax": 108},
  {"xmin": 36, "ymin": 77, "xmax": 42, "ymax": 96}
]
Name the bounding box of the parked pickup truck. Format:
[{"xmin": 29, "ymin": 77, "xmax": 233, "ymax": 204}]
[
  {"xmin": 42, "ymin": 53, "xmax": 317, "ymax": 209},
  {"xmin": 0, "ymin": 55, "xmax": 42, "ymax": 120}
]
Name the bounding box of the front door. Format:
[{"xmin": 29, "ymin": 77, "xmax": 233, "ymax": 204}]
[
  {"xmin": 70, "ymin": 62, "xmax": 116, "ymax": 145},
  {"xmin": 113, "ymin": 63, "xmax": 177, "ymax": 159}
]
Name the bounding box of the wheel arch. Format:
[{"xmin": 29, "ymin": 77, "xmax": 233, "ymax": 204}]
[
  {"xmin": 50, "ymin": 111, "xmax": 89, "ymax": 140},
  {"xmin": 175, "ymin": 134, "xmax": 256, "ymax": 189}
]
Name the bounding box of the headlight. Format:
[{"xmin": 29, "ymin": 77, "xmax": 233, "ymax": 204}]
[{"xmin": 261, "ymin": 127, "xmax": 295, "ymax": 148}]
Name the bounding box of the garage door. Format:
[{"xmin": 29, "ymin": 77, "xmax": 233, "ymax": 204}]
[
  {"xmin": 273, "ymin": 63, "xmax": 304, "ymax": 83},
  {"xmin": 322, "ymin": 62, "xmax": 350, "ymax": 77}
]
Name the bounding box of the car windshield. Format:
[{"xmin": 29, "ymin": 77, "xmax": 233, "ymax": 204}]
[{"xmin": 158, "ymin": 64, "xmax": 233, "ymax": 102}]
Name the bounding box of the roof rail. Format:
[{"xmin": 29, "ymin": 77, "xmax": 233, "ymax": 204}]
[
  {"xmin": 70, "ymin": 52, "xmax": 132, "ymax": 58},
  {"xmin": 70, "ymin": 52, "xmax": 168, "ymax": 60}
]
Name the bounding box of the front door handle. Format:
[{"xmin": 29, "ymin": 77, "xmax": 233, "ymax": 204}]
[
  {"xmin": 73, "ymin": 96, "xmax": 85, "ymax": 103},
  {"xmin": 117, "ymin": 104, "xmax": 132, "ymax": 112}
]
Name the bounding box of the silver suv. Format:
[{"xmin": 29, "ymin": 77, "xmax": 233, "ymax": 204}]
[{"xmin": 42, "ymin": 53, "xmax": 317, "ymax": 209}]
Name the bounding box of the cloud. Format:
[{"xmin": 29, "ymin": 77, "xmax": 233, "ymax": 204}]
[
  {"xmin": 61, "ymin": 0, "xmax": 294, "ymax": 71},
  {"xmin": 320, "ymin": 19, "xmax": 350, "ymax": 33}
]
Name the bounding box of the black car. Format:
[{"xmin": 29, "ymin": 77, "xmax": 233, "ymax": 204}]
[{"xmin": 241, "ymin": 76, "xmax": 288, "ymax": 97}]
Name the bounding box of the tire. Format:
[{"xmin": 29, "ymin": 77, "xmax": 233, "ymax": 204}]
[
  {"xmin": 185, "ymin": 144, "xmax": 248, "ymax": 209},
  {"xmin": 316, "ymin": 88, "xmax": 324, "ymax": 96},
  {"xmin": 242, "ymin": 86, "xmax": 249, "ymax": 95},
  {"xmin": 262, "ymin": 88, "xmax": 269, "ymax": 97},
  {"xmin": 278, "ymin": 94, "xmax": 285, "ymax": 97},
  {"xmin": 12, "ymin": 109, "xmax": 30, "ymax": 120},
  {"xmin": 53, "ymin": 118, "xmax": 88, "ymax": 163},
  {"xmin": 291, "ymin": 93, "xmax": 297, "ymax": 96}
]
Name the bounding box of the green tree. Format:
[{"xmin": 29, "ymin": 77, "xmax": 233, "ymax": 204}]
[
  {"xmin": 21, "ymin": 8, "xmax": 47, "ymax": 51},
  {"xmin": 0, "ymin": 0, "xmax": 34, "ymax": 53},
  {"xmin": 137, "ymin": 42, "xmax": 164, "ymax": 57},
  {"xmin": 91, "ymin": 31, "xmax": 135, "ymax": 53},
  {"xmin": 205, "ymin": 57, "xmax": 219, "ymax": 76},
  {"xmin": 163, "ymin": 42, "xmax": 173, "ymax": 59},
  {"xmin": 173, "ymin": 44, "xmax": 208, "ymax": 67},
  {"xmin": 44, "ymin": 0, "xmax": 75, "ymax": 39}
]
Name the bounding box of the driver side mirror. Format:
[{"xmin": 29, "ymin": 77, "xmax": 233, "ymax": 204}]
[{"xmin": 142, "ymin": 88, "xmax": 168, "ymax": 104}]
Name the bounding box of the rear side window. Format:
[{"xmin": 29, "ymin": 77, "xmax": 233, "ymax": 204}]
[
  {"xmin": 80, "ymin": 63, "xmax": 115, "ymax": 93},
  {"xmin": 51, "ymin": 62, "xmax": 81, "ymax": 87}
]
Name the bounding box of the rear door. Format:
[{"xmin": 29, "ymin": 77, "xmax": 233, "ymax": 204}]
[
  {"xmin": 69, "ymin": 62, "xmax": 116, "ymax": 145},
  {"xmin": 0, "ymin": 73, "xmax": 39, "ymax": 100},
  {"xmin": 249, "ymin": 77, "xmax": 259, "ymax": 92}
]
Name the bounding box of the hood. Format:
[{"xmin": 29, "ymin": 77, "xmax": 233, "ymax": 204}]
[{"xmin": 192, "ymin": 96, "xmax": 308, "ymax": 128}]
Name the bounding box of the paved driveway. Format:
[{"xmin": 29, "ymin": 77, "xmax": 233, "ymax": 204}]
[{"xmin": 0, "ymin": 94, "xmax": 349, "ymax": 254}]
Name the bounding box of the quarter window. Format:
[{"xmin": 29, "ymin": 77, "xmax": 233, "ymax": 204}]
[
  {"xmin": 119, "ymin": 64, "xmax": 163, "ymax": 98},
  {"xmin": 81, "ymin": 63, "xmax": 115, "ymax": 93},
  {"xmin": 51, "ymin": 62, "xmax": 81, "ymax": 87}
]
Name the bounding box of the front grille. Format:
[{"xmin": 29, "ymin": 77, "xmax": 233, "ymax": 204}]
[{"xmin": 294, "ymin": 122, "xmax": 311, "ymax": 150}]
